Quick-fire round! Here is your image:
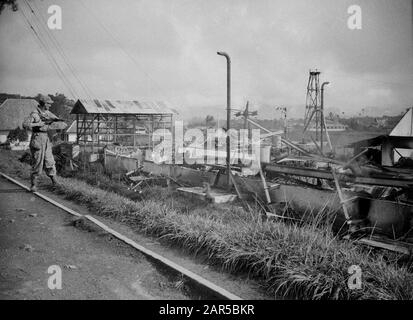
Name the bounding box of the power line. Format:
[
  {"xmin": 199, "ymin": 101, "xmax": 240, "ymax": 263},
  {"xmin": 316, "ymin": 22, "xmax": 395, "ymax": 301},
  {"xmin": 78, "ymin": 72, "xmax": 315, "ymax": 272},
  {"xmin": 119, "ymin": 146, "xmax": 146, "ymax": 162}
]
[
  {"xmin": 27, "ymin": 0, "xmax": 94, "ymax": 99},
  {"xmin": 18, "ymin": 4, "xmax": 78, "ymax": 98},
  {"xmin": 28, "ymin": 0, "xmax": 95, "ymax": 100},
  {"xmin": 78, "ymin": 0, "xmax": 171, "ymax": 100},
  {"xmin": 23, "ymin": 0, "xmax": 94, "ymax": 100},
  {"xmin": 19, "ymin": 3, "xmax": 77, "ymax": 98}
]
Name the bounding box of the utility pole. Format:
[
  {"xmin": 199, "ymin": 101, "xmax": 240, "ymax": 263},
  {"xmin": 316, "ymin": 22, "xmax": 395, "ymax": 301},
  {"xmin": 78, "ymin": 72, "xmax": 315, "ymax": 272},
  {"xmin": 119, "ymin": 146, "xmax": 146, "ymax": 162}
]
[
  {"xmin": 217, "ymin": 51, "xmax": 231, "ymax": 190},
  {"xmin": 236, "ymin": 101, "xmax": 257, "ymax": 139},
  {"xmin": 235, "ymin": 101, "xmax": 257, "ymax": 159},
  {"xmin": 320, "ymin": 82, "xmax": 329, "ymax": 153},
  {"xmin": 276, "ymin": 106, "xmax": 288, "ymax": 139}
]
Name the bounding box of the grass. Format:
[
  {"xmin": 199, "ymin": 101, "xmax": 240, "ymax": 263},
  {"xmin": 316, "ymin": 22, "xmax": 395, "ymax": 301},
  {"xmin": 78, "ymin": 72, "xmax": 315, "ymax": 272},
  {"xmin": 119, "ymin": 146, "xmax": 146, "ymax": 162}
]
[{"xmin": 1, "ymin": 149, "xmax": 412, "ymax": 300}]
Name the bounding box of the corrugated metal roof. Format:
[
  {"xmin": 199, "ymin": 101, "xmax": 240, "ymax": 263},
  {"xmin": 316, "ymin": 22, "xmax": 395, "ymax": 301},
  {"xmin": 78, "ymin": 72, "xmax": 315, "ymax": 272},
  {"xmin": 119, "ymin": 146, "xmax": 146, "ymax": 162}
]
[{"xmin": 71, "ymin": 99, "xmax": 177, "ymax": 115}]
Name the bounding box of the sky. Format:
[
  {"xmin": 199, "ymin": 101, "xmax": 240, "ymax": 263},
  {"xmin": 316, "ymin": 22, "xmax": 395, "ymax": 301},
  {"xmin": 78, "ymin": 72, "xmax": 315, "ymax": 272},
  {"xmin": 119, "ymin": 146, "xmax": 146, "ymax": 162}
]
[{"xmin": 0, "ymin": 0, "xmax": 412, "ymax": 119}]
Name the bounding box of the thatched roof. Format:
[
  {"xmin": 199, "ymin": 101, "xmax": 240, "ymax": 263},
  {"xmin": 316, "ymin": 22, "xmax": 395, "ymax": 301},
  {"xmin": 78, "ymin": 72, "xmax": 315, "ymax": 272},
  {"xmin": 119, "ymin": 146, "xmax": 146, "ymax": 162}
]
[{"xmin": 0, "ymin": 99, "xmax": 38, "ymax": 131}]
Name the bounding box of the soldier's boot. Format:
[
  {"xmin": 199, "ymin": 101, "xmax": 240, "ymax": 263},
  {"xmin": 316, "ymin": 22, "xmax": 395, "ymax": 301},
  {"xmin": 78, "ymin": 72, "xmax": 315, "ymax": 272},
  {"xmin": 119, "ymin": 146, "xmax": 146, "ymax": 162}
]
[
  {"xmin": 50, "ymin": 175, "xmax": 58, "ymax": 186},
  {"xmin": 30, "ymin": 176, "xmax": 38, "ymax": 192}
]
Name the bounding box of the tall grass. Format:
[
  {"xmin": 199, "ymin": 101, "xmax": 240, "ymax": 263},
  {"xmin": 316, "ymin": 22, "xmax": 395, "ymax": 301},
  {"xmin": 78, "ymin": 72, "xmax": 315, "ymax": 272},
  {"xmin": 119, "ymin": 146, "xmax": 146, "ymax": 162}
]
[
  {"xmin": 50, "ymin": 178, "xmax": 413, "ymax": 299},
  {"xmin": 1, "ymin": 150, "xmax": 412, "ymax": 299}
]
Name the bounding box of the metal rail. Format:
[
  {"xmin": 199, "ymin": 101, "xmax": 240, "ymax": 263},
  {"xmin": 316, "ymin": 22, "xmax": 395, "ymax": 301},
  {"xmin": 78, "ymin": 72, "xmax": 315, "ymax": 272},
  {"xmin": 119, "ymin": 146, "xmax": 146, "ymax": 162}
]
[{"xmin": 0, "ymin": 172, "xmax": 242, "ymax": 300}]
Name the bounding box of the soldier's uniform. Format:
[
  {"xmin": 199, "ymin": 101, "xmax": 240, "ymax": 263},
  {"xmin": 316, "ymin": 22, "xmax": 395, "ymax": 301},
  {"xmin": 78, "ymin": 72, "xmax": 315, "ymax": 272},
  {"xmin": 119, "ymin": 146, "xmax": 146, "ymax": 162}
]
[{"xmin": 23, "ymin": 95, "xmax": 65, "ymax": 191}]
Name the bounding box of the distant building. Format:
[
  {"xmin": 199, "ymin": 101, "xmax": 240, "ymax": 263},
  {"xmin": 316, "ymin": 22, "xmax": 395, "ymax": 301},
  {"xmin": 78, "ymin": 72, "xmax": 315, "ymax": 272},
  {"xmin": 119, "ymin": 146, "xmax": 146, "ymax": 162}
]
[
  {"xmin": 308, "ymin": 120, "xmax": 347, "ymax": 132},
  {"xmin": 390, "ymin": 107, "xmax": 413, "ymax": 163},
  {"xmin": 0, "ymin": 98, "xmax": 38, "ymax": 143},
  {"xmin": 348, "ymin": 107, "xmax": 413, "ymax": 166}
]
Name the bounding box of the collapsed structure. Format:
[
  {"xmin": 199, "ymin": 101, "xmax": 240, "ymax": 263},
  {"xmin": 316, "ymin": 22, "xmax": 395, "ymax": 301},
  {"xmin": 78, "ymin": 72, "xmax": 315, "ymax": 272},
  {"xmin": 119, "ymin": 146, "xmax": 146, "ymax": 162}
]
[{"xmin": 59, "ymin": 70, "xmax": 413, "ymax": 254}]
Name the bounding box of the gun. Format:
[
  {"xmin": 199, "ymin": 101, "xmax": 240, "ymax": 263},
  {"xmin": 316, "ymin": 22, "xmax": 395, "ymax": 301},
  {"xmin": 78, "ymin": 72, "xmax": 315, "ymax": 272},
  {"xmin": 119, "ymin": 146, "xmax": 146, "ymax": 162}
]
[{"xmin": 39, "ymin": 115, "xmax": 65, "ymax": 125}]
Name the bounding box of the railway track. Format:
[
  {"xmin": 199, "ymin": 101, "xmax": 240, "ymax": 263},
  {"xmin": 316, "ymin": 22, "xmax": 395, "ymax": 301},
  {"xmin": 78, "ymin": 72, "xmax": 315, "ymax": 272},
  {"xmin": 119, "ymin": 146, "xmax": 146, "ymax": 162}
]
[{"xmin": 0, "ymin": 172, "xmax": 242, "ymax": 300}]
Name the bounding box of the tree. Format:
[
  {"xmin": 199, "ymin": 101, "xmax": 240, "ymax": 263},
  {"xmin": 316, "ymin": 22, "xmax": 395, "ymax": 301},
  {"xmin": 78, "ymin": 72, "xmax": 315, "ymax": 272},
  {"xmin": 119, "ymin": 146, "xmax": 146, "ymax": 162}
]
[
  {"xmin": 205, "ymin": 115, "xmax": 216, "ymax": 127},
  {"xmin": 0, "ymin": 0, "xmax": 17, "ymax": 14},
  {"xmin": 49, "ymin": 93, "xmax": 75, "ymax": 121}
]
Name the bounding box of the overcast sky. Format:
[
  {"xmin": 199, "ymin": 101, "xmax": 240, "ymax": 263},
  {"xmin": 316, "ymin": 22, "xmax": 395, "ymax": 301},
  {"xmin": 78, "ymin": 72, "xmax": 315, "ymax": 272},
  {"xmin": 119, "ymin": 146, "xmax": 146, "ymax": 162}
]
[{"xmin": 0, "ymin": 0, "xmax": 412, "ymax": 118}]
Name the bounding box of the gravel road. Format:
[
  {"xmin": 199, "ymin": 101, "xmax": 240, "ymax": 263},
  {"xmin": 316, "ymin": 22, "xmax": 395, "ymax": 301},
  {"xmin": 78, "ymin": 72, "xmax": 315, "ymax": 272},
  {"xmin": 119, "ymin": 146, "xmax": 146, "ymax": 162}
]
[{"xmin": 0, "ymin": 176, "xmax": 189, "ymax": 300}]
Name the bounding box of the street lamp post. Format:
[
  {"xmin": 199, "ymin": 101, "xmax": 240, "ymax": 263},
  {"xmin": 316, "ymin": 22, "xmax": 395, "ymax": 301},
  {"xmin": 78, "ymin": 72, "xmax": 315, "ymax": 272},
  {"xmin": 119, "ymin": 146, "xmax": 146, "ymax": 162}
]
[{"xmin": 217, "ymin": 51, "xmax": 231, "ymax": 190}]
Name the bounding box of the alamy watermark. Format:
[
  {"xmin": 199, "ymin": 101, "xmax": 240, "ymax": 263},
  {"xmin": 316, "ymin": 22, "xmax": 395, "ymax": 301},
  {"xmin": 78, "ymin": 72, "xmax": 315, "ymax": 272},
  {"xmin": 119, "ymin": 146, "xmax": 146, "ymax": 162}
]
[
  {"xmin": 347, "ymin": 5, "xmax": 362, "ymax": 30},
  {"xmin": 347, "ymin": 264, "xmax": 362, "ymax": 290},
  {"xmin": 46, "ymin": 4, "xmax": 361, "ymax": 31},
  {"xmin": 151, "ymin": 121, "xmax": 263, "ymax": 167},
  {"xmin": 47, "ymin": 265, "xmax": 62, "ymax": 290},
  {"xmin": 47, "ymin": 5, "xmax": 62, "ymax": 30}
]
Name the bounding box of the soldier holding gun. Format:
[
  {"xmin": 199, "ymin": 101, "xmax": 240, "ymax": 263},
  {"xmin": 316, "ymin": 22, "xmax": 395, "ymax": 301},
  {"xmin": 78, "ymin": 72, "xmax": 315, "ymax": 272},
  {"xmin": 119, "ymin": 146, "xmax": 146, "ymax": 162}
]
[{"xmin": 23, "ymin": 94, "xmax": 67, "ymax": 191}]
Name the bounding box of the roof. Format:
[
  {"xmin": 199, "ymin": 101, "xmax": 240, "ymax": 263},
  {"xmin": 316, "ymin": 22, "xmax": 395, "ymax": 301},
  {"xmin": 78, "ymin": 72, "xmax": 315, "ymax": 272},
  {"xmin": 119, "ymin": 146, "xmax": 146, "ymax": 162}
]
[
  {"xmin": 324, "ymin": 120, "xmax": 347, "ymax": 126},
  {"xmin": 0, "ymin": 99, "xmax": 38, "ymax": 130},
  {"xmin": 347, "ymin": 135, "xmax": 387, "ymax": 148},
  {"xmin": 65, "ymin": 120, "xmax": 147, "ymax": 134},
  {"xmin": 71, "ymin": 99, "xmax": 178, "ymax": 115},
  {"xmin": 390, "ymin": 107, "xmax": 413, "ymax": 136},
  {"xmin": 347, "ymin": 135, "xmax": 413, "ymax": 149}
]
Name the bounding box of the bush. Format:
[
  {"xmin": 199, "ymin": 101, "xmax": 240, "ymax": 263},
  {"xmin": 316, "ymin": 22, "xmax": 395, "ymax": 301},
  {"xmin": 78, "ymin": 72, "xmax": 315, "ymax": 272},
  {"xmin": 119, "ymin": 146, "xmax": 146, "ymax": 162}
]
[{"xmin": 7, "ymin": 127, "xmax": 28, "ymax": 142}]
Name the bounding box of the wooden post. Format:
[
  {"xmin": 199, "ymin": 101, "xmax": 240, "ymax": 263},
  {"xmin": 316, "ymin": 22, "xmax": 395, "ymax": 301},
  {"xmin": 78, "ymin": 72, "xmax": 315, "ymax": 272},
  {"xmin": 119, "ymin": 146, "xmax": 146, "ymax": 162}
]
[
  {"xmin": 76, "ymin": 114, "xmax": 79, "ymax": 144},
  {"xmin": 133, "ymin": 116, "xmax": 136, "ymax": 147},
  {"xmin": 331, "ymin": 170, "xmax": 350, "ymax": 222},
  {"xmin": 150, "ymin": 115, "xmax": 154, "ymax": 149},
  {"xmin": 97, "ymin": 114, "xmax": 100, "ymax": 147},
  {"xmin": 91, "ymin": 115, "xmax": 95, "ymax": 154},
  {"xmin": 381, "ymin": 138, "xmax": 394, "ymax": 166},
  {"xmin": 259, "ymin": 165, "xmax": 271, "ymax": 204},
  {"xmin": 114, "ymin": 115, "xmax": 117, "ymax": 143}
]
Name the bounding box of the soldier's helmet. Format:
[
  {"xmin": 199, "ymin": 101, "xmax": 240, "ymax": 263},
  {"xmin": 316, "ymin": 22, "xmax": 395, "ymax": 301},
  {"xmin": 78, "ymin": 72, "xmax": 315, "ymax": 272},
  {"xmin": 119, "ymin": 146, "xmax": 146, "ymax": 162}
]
[{"xmin": 38, "ymin": 94, "xmax": 53, "ymax": 105}]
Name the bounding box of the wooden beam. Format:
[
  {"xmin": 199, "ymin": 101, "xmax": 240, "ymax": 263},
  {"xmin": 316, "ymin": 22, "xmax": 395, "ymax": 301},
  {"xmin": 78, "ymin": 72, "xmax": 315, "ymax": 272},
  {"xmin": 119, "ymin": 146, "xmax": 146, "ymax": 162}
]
[
  {"xmin": 332, "ymin": 169, "xmax": 350, "ymax": 221},
  {"xmin": 265, "ymin": 164, "xmax": 413, "ymax": 188},
  {"xmin": 357, "ymin": 238, "xmax": 411, "ymax": 255}
]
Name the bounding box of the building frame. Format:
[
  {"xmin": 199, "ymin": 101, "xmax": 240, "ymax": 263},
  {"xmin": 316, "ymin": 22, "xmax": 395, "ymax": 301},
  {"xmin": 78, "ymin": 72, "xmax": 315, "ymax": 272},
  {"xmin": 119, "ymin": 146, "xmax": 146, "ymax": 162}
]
[{"xmin": 71, "ymin": 99, "xmax": 175, "ymax": 152}]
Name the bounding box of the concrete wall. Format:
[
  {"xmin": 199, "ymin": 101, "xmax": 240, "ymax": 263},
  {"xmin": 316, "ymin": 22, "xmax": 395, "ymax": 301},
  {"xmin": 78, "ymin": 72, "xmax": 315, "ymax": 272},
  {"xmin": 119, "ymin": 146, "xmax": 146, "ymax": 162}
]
[
  {"xmin": 141, "ymin": 161, "xmax": 216, "ymax": 187},
  {"xmin": 66, "ymin": 133, "xmax": 77, "ymax": 143},
  {"xmin": 104, "ymin": 151, "xmax": 137, "ymax": 174}
]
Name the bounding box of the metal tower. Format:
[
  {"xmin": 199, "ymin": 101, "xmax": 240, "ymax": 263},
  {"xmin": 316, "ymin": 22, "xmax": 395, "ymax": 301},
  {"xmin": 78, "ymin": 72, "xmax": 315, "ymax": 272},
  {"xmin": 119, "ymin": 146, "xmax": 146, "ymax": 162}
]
[{"xmin": 303, "ymin": 70, "xmax": 322, "ymax": 143}]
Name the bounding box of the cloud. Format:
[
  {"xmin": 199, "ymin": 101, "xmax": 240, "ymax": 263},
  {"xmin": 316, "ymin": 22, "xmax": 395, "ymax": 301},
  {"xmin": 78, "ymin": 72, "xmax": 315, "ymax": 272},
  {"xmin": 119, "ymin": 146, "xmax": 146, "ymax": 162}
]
[{"xmin": 0, "ymin": 0, "xmax": 411, "ymax": 118}]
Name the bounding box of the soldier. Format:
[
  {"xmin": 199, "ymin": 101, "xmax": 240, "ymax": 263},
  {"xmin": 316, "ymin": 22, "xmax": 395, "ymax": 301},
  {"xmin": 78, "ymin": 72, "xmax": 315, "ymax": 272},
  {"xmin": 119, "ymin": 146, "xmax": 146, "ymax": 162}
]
[{"xmin": 23, "ymin": 94, "xmax": 67, "ymax": 192}]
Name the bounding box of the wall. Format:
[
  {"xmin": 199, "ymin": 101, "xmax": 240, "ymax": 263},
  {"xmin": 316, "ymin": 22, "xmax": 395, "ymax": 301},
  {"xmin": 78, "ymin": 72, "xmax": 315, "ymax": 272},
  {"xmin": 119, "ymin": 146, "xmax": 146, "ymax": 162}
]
[
  {"xmin": 0, "ymin": 130, "xmax": 8, "ymax": 143},
  {"xmin": 104, "ymin": 150, "xmax": 138, "ymax": 174},
  {"xmin": 66, "ymin": 133, "xmax": 77, "ymax": 142}
]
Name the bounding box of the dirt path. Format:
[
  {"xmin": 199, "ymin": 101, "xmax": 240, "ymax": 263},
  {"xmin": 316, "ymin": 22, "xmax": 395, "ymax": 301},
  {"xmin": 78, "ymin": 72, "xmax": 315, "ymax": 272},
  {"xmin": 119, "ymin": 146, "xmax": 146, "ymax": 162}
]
[{"xmin": 0, "ymin": 176, "xmax": 189, "ymax": 300}]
